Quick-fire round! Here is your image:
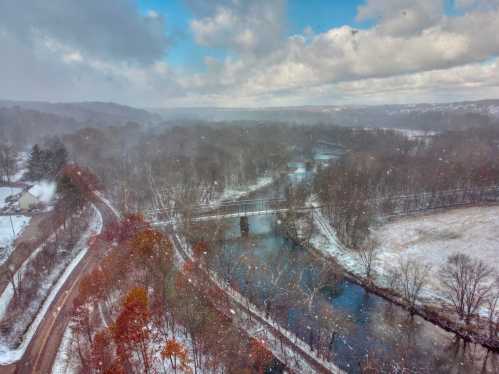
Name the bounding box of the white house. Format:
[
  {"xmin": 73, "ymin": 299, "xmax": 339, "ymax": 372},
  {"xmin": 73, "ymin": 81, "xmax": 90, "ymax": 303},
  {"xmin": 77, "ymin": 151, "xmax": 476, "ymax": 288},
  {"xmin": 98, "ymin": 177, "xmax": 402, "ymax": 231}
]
[
  {"xmin": 18, "ymin": 181, "xmax": 56, "ymax": 211},
  {"xmin": 18, "ymin": 190, "xmax": 39, "ymax": 211}
]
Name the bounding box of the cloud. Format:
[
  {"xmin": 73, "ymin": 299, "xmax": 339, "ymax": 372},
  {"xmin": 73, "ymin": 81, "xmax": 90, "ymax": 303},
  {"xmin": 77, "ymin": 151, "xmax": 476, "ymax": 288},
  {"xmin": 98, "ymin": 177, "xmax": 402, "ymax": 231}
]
[
  {"xmin": 1, "ymin": 0, "xmax": 499, "ymax": 107},
  {"xmin": 189, "ymin": 0, "xmax": 285, "ymax": 55},
  {"xmin": 0, "ymin": 0, "xmax": 181, "ymax": 105},
  {"xmin": 454, "ymin": 0, "xmax": 499, "ymax": 10},
  {"xmin": 357, "ymin": 0, "xmax": 445, "ymax": 36},
  {"xmin": 0, "ymin": 0, "xmax": 168, "ymax": 64},
  {"xmin": 184, "ymin": 4, "xmax": 499, "ymax": 106}
]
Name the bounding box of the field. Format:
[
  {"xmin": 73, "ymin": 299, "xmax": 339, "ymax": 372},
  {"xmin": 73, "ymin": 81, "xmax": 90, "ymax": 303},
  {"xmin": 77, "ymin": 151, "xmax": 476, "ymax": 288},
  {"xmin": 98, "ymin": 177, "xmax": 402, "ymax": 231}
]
[{"xmin": 373, "ymin": 205, "xmax": 499, "ymax": 296}]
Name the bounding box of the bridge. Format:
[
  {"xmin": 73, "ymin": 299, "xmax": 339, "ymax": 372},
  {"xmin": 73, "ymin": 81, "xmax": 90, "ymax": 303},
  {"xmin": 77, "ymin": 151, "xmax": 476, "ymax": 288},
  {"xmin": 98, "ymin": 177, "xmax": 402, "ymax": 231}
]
[
  {"xmin": 146, "ymin": 198, "xmax": 302, "ymax": 223},
  {"xmin": 147, "ymin": 185, "xmax": 499, "ymax": 225}
]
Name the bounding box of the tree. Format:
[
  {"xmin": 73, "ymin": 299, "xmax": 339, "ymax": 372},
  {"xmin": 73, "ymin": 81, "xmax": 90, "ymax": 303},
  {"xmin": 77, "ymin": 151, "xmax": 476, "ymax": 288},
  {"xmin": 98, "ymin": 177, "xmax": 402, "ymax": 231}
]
[
  {"xmin": 0, "ymin": 143, "xmax": 17, "ymax": 183},
  {"xmin": 161, "ymin": 338, "xmax": 191, "ymax": 373},
  {"xmin": 91, "ymin": 329, "xmax": 114, "ymax": 372},
  {"xmin": 301, "ymin": 258, "xmax": 342, "ymax": 312},
  {"xmin": 44, "ymin": 137, "xmax": 68, "ymax": 177},
  {"xmin": 249, "ymin": 339, "xmax": 273, "ymax": 374},
  {"xmin": 192, "ymin": 240, "xmax": 209, "ymax": 260},
  {"xmin": 357, "ymin": 239, "xmax": 379, "ymax": 280},
  {"xmin": 397, "ymin": 258, "xmax": 431, "ymax": 313},
  {"xmin": 112, "ymin": 287, "xmax": 153, "ymax": 373},
  {"xmin": 26, "ymin": 144, "xmax": 45, "ymax": 181},
  {"xmin": 440, "ymin": 253, "xmax": 493, "ymax": 323},
  {"xmin": 486, "ymin": 278, "xmax": 499, "ymax": 339},
  {"xmin": 131, "ymin": 227, "xmax": 173, "ymax": 289}
]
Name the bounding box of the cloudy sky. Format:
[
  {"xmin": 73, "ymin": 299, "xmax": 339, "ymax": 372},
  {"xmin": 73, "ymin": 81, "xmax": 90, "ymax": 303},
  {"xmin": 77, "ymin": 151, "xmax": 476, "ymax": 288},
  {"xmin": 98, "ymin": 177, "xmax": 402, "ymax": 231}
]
[{"xmin": 1, "ymin": 0, "xmax": 499, "ymax": 107}]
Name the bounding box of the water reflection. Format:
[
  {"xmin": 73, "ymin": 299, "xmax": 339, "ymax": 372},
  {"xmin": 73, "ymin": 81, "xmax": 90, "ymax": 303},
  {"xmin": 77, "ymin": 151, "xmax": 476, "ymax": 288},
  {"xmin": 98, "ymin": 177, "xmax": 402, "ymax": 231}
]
[{"xmin": 198, "ymin": 215, "xmax": 498, "ymax": 373}]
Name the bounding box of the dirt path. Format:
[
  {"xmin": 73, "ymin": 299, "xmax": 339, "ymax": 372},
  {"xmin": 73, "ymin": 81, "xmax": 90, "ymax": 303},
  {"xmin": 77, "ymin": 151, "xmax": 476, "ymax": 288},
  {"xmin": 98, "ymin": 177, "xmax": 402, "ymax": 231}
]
[{"xmin": 0, "ymin": 192, "xmax": 118, "ymax": 374}]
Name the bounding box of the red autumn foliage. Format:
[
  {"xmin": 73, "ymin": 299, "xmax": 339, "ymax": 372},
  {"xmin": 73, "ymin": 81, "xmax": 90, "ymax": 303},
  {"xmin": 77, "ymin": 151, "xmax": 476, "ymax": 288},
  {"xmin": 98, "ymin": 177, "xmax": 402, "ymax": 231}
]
[
  {"xmin": 249, "ymin": 338, "xmax": 273, "ymax": 374},
  {"xmin": 112, "ymin": 287, "xmax": 153, "ymax": 373},
  {"xmin": 91, "ymin": 329, "xmax": 114, "ymax": 372},
  {"xmin": 192, "ymin": 240, "xmax": 209, "ymax": 259},
  {"xmin": 60, "ymin": 164, "xmax": 101, "ymax": 197},
  {"xmin": 102, "ymin": 213, "xmax": 147, "ymax": 243},
  {"xmin": 132, "ymin": 227, "xmax": 172, "ymax": 262}
]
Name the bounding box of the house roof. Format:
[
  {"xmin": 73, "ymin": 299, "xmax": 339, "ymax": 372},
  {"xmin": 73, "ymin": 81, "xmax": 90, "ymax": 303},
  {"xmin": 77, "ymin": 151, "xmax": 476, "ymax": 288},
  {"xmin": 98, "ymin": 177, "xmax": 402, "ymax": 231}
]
[{"xmin": 28, "ymin": 181, "xmax": 56, "ymax": 203}]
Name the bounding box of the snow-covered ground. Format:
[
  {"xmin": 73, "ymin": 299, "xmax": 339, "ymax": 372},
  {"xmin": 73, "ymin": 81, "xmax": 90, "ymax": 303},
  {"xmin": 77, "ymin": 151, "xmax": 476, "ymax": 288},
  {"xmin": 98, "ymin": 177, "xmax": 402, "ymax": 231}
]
[
  {"xmin": 372, "ymin": 205, "xmax": 499, "ymax": 295},
  {"xmin": 0, "ymin": 205, "xmax": 102, "ymax": 365},
  {"xmin": 0, "ymin": 215, "xmax": 31, "ymax": 264},
  {"xmin": 12, "ymin": 152, "xmax": 28, "ymax": 183},
  {"xmin": 0, "ymin": 187, "xmax": 22, "ymax": 210},
  {"xmin": 311, "ymin": 203, "xmax": 499, "ymax": 310},
  {"xmin": 219, "ymin": 176, "xmax": 273, "ymax": 202},
  {"xmin": 28, "ymin": 181, "xmax": 56, "ymax": 204}
]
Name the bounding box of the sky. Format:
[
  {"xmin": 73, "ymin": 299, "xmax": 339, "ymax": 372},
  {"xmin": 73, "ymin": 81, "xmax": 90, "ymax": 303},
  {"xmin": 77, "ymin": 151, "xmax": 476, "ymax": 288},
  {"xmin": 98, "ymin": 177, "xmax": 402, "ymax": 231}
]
[{"xmin": 1, "ymin": 0, "xmax": 499, "ymax": 108}]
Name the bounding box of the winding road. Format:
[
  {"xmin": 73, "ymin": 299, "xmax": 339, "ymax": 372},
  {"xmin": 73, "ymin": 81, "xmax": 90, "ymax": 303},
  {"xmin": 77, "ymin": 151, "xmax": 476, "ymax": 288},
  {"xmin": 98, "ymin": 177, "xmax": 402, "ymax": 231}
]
[{"xmin": 0, "ymin": 192, "xmax": 119, "ymax": 374}]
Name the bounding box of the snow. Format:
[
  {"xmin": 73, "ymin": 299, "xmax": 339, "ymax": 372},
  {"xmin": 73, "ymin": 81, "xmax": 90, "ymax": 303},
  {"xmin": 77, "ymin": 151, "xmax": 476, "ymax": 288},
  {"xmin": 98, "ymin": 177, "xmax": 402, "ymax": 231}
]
[
  {"xmin": 0, "ymin": 187, "xmax": 22, "ymax": 209},
  {"xmin": 310, "ymin": 209, "xmax": 364, "ymax": 276},
  {"xmin": 0, "ymin": 205, "xmax": 103, "ymax": 365},
  {"xmin": 311, "ymin": 202, "xmax": 499, "ymax": 312},
  {"xmin": 0, "ymin": 215, "xmax": 31, "ymax": 263},
  {"xmin": 11, "ymin": 152, "xmax": 28, "ymax": 182},
  {"xmin": 51, "ymin": 324, "xmax": 76, "ymax": 374},
  {"xmin": 219, "ymin": 176, "xmax": 273, "ymax": 202},
  {"xmin": 372, "ymin": 205, "xmax": 499, "ymax": 297},
  {"xmin": 94, "ymin": 191, "xmax": 121, "ymax": 219},
  {"xmin": 28, "ymin": 181, "xmax": 56, "ymax": 204}
]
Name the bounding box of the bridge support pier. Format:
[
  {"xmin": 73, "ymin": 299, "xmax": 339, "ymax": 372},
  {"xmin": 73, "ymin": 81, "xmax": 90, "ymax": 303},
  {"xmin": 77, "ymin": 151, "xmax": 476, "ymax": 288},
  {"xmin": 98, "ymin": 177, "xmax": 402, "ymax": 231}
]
[{"xmin": 240, "ymin": 216, "xmax": 249, "ymax": 237}]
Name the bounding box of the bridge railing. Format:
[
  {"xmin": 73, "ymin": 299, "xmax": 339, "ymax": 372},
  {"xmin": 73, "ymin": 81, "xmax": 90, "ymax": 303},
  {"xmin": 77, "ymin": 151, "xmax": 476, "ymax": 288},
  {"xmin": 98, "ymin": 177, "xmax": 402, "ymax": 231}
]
[{"xmin": 146, "ymin": 185, "xmax": 499, "ymax": 222}]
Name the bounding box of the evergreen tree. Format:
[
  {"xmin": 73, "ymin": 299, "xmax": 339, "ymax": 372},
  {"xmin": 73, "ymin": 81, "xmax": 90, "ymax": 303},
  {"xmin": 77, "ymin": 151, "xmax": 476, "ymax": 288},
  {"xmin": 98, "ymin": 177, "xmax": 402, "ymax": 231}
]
[
  {"xmin": 45, "ymin": 137, "xmax": 68, "ymax": 177},
  {"xmin": 26, "ymin": 139, "xmax": 68, "ymax": 181},
  {"xmin": 26, "ymin": 144, "xmax": 44, "ymax": 181}
]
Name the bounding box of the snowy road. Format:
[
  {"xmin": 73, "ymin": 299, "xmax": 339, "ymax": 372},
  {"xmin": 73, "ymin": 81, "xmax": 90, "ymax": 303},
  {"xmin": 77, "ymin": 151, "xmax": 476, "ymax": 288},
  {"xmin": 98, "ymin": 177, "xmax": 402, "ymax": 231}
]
[{"xmin": 0, "ymin": 191, "xmax": 118, "ymax": 374}]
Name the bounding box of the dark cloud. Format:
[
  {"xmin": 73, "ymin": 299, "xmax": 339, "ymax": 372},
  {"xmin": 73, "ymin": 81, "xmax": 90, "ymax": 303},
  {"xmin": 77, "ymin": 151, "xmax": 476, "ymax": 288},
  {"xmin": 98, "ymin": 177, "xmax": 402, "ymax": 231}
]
[{"xmin": 0, "ymin": 0, "xmax": 168, "ymax": 64}]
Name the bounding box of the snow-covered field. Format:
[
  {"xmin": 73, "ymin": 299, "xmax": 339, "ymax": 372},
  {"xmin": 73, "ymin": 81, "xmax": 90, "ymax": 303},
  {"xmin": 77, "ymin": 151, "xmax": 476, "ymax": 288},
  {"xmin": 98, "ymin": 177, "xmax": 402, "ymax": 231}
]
[
  {"xmin": 372, "ymin": 205, "xmax": 499, "ymax": 293},
  {"xmin": 312, "ymin": 204, "xmax": 499, "ymax": 300},
  {"xmin": 220, "ymin": 176, "xmax": 273, "ymax": 202},
  {"xmin": 0, "ymin": 215, "xmax": 31, "ymax": 263}
]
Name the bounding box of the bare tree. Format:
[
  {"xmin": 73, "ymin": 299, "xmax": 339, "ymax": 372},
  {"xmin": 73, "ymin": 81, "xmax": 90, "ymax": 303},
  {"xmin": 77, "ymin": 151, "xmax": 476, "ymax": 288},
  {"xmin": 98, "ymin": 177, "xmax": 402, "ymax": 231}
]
[
  {"xmin": 485, "ymin": 277, "xmax": 499, "ymax": 339},
  {"xmin": 357, "ymin": 238, "xmax": 379, "ymax": 280},
  {"xmin": 397, "ymin": 258, "xmax": 431, "ymax": 312},
  {"xmin": 3, "ymin": 265, "xmax": 22, "ymax": 299},
  {"xmin": 0, "ymin": 143, "xmax": 17, "ymax": 183},
  {"xmin": 300, "ymin": 258, "xmax": 341, "ymax": 312},
  {"xmin": 440, "ymin": 253, "xmax": 493, "ymax": 323}
]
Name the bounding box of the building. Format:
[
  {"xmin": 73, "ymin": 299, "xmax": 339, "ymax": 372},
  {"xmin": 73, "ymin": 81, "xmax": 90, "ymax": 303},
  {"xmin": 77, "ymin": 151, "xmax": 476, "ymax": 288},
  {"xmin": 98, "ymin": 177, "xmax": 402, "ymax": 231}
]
[
  {"xmin": 18, "ymin": 181, "xmax": 56, "ymax": 211},
  {"xmin": 18, "ymin": 190, "xmax": 39, "ymax": 210}
]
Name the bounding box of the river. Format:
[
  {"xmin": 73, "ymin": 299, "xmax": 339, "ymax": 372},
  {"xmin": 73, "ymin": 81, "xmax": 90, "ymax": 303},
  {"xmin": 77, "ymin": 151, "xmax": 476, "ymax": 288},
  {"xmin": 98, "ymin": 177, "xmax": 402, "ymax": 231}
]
[
  {"xmin": 198, "ymin": 145, "xmax": 498, "ymax": 373},
  {"xmin": 212, "ymin": 214, "xmax": 498, "ymax": 373}
]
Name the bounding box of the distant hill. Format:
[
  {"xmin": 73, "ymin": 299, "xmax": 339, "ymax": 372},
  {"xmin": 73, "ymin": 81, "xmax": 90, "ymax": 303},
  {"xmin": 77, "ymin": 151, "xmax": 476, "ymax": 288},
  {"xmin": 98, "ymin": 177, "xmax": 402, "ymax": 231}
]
[
  {"xmin": 0, "ymin": 100, "xmax": 162, "ymax": 126},
  {"xmin": 153, "ymin": 99, "xmax": 499, "ymax": 131}
]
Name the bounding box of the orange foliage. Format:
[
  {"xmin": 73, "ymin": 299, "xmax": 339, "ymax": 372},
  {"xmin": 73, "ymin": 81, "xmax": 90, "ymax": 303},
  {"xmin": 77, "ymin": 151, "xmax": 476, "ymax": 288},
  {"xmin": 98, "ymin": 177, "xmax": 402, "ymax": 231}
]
[
  {"xmin": 161, "ymin": 338, "xmax": 191, "ymax": 373},
  {"xmin": 132, "ymin": 227, "xmax": 172, "ymax": 262},
  {"xmin": 112, "ymin": 287, "xmax": 151, "ymax": 368}
]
